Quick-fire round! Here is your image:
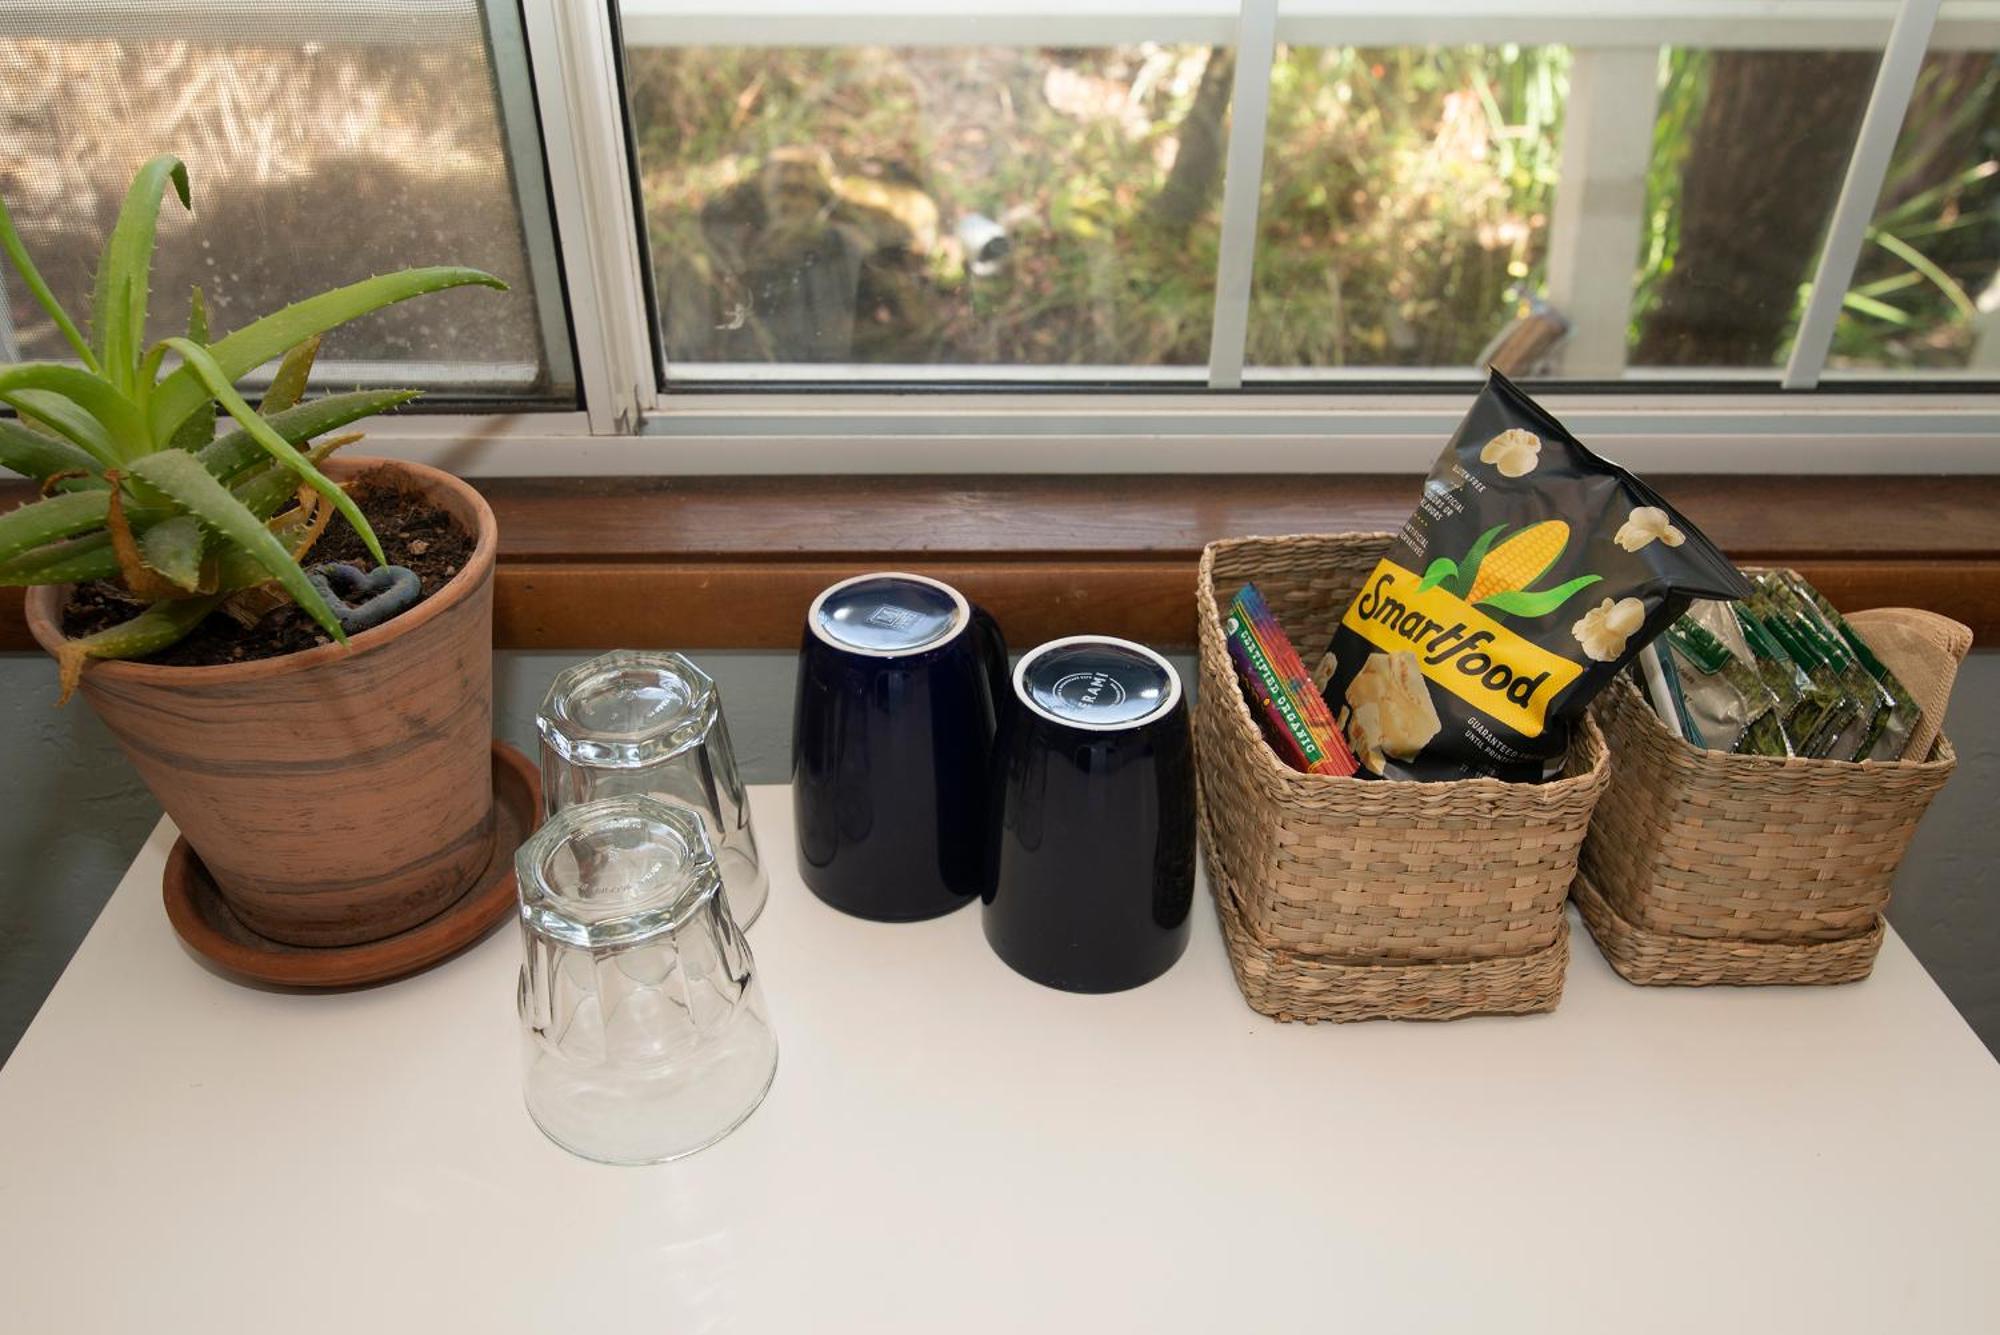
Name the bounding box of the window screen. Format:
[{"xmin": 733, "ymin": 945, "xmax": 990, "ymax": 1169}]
[{"xmin": 0, "ymin": 0, "xmax": 576, "ymax": 405}]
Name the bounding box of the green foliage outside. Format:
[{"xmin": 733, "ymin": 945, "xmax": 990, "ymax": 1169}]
[
  {"xmin": 1831, "ymin": 54, "xmax": 2000, "ymax": 371},
  {"xmin": 626, "ymin": 43, "xmax": 2000, "ymax": 375},
  {"xmin": 1249, "ymin": 44, "xmax": 1565, "ymax": 368}
]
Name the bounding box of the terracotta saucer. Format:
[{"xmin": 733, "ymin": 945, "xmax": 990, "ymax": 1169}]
[{"xmin": 162, "ymin": 740, "xmax": 540, "ymax": 988}]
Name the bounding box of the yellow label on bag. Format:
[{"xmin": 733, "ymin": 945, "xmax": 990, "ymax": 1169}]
[{"xmin": 1340, "ymin": 558, "xmax": 1583, "ymax": 738}]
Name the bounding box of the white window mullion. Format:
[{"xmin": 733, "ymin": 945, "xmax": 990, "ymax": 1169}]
[
  {"xmin": 1542, "ymin": 47, "xmax": 1660, "ymax": 377},
  {"xmin": 1206, "ymin": 0, "xmax": 1280, "ymax": 390},
  {"xmin": 1782, "ymin": 0, "xmax": 1945, "ymax": 389},
  {"xmin": 482, "ymin": 0, "xmax": 579, "ymax": 401},
  {"xmin": 521, "ymin": 0, "xmax": 658, "ymax": 433}
]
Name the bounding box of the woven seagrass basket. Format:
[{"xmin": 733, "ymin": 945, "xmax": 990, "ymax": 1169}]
[
  {"xmin": 1194, "ymin": 533, "xmax": 1611, "ymax": 1022},
  {"xmin": 1576, "ymin": 670, "xmax": 1956, "ymax": 987}
]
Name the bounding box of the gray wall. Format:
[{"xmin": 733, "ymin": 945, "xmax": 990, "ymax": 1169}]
[{"xmin": 3, "ymin": 648, "xmax": 1996, "ymax": 1063}]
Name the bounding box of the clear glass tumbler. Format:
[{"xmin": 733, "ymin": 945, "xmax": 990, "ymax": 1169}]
[
  {"xmin": 537, "ymin": 651, "xmax": 768, "ymax": 930},
  {"xmin": 515, "ymin": 795, "xmax": 778, "ymax": 1165}
]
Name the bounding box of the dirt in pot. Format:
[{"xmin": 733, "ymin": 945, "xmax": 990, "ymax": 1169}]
[{"xmin": 60, "ymin": 469, "xmax": 475, "ymax": 667}]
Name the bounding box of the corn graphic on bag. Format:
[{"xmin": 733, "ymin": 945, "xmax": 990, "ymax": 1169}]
[{"xmin": 1321, "ymin": 369, "xmax": 1750, "ymax": 781}]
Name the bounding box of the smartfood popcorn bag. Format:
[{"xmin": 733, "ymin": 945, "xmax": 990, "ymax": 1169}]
[{"xmin": 1319, "ymin": 369, "xmax": 1750, "ymax": 782}]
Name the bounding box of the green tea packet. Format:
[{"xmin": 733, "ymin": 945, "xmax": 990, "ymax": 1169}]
[
  {"xmin": 1777, "ymin": 571, "xmax": 1920, "ymax": 761},
  {"xmin": 1642, "ymin": 600, "xmax": 1793, "ymax": 757},
  {"xmin": 1642, "ymin": 575, "xmax": 1930, "ymax": 764},
  {"xmin": 1728, "ymin": 600, "xmax": 1834, "ymax": 752},
  {"xmin": 1747, "ymin": 573, "xmax": 1889, "ymax": 761}
]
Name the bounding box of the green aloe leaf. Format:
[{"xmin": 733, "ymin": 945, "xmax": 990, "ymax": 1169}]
[
  {"xmin": 0, "ymin": 489, "xmax": 112, "ymax": 564},
  {"xmin": 230, "ymin": 430, "xmax": 359, "ymax": 520},
  {"xmin": 127, "ymin": 449, "xmax": 346, "ymax": 642},
  {"xmin": 1476, "ymin": 574, "xmax": 1603, "ymax": 620},
  {"xmin": 0, "ymin": 532, "xmax": 115, "ymax": 586},
  {"xmin": 148, "ymin": 267, "xmax": 504, "ymax": 444},
  {"xmin": 0, "ymin": 179, "xmax": 99, "ymax": 370},
  {"xmin": 167, "ymin": 286, "xmax": 217, "ymax": 453},
  {"xmin": 198, "ymin": 388, "xmax": 417, "ymax": 483},
  {"xmin": 0, "ymin": 364, "xmax": 145, "ymax": 463},
  {"xmin": 93, "ymin": 154, "xmax": 191, "ymax": 394},
  {"xmin": 186, "ymin": 285, "xmax": 209, "ymax": 345},
  {"xmin": 64, "ymin": 595, "xmax": 220, "ymax": 658},
  {"xmin": 207, "ymin": 505, "xmax": 331, "ymax": 590},
  {"xmin": 138, "ymin": 514, "xmax": 206, "ymax": 591},
  {"xmin": 1416, "ymin": 557, "xmax": 1458, "ymax": 593},
  {"xmin": 0, "ymin": 419, "xmax": 103, "ymax": 485},
  {"xmin": 258, "ymin": 335, "xmax": 320, "ymax": 415},
  {"xmin": 1448, "ymin": 522, "xmax": 1510, "ymax": 599},
  {"xmin": 2, "ymin": 390, "xmax": 121, "ymax": 468},
  {"xmin": 4, "ymin": 432, "xmax": 366, "ymax": 593},
  {"xmin": 157, "ymin": 337, "xmax": 383, "ymax": 566},
  {"xmin": 54, "ymin": 594, "xmax": 226, "ymax": 700}
]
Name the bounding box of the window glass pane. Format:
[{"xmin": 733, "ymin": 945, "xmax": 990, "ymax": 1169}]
[
  {"xmin": 621, "ymin": 37, "xmax": 1225, "ymax": 377},
  {"xmin": 1248, "ymin": 44, "xmax": 1568, "ymax": 373},
  {"xmin": 1629, "ymin": 45, "xmax": 1879, "ymax": 373},
  {"xmin": 0, "ymin": 1, "xmax": 575, "ymax": 404},
  {"xmin": 1246, "ymin": 37, "xmax": 1882, "ymax": 381},
  {"xmin": 1828, "ymin": 39, "xmax": 2000, "ymax": 376}
]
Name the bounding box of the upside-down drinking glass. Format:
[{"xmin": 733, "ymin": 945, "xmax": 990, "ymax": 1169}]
[
  {"xmin": 515, "ymin": 795, "xmax": 778, "ymax": 1165},
  {"xmin": 537, "ymin": 651, "xmax": 768, "ymax": 930}
]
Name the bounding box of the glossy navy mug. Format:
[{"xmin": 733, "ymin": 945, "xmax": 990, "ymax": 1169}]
[
  {"xmin": 792, "ymin": 572, "xmax": 1009, "ymax": 921},
  {"xmin": 983, "ymin": 635, "xmax": 1195, "ymax": 993}
]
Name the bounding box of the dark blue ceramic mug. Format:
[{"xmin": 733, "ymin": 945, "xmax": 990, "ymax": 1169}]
[
  {"xmin": 792, "ymin": 572, "xmax": 1009, "ymax": 921},
  {"xmin": 983, "ymin": 635, "xmax": 1195, "ymax": 993}
]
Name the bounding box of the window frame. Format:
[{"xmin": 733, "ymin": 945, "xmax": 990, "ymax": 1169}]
[
  {"xmin": 357, "ymin": 0, "xmax": 1991, "ymax": 472},
  {"xmin": 8, "ymin": 0, "xmax": 2000, "ymax": 470}
]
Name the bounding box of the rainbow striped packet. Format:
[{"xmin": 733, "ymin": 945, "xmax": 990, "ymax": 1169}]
[{"xmin": 1225, "ymin": 583, "xmax": 1357, "ymax": 777}]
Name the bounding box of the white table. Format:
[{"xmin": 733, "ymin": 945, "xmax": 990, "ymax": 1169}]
[{"xmin": 3, "ymin": 787, "xmax": 1997, "ymax": 1333}]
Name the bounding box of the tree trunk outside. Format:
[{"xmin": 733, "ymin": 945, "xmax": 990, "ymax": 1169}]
[
  {"xmin": 1146, "ymin": 47, "xmax": 1235, "ymax": 244},
  {"xmin": 1632, "ymin": 52, "xmax": 1876, "ymax": 366}
]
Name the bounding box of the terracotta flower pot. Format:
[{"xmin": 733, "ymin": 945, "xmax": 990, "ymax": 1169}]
[{"xmin": 26, "ymin": 457, "xmax": 497, "ymax": 947}]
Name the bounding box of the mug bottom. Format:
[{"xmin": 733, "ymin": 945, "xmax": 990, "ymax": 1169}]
[
  {"xmin": 804, "ymin": 880, "xmax": 978, "ymax": 924},
  {"xmin": 983, "ymin": 916, "xmax": 1191, "ymax": 994}
]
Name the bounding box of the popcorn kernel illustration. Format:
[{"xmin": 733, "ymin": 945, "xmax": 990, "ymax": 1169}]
[
  {"xmin": 1478, "ymin": 428, "xmax": 1542, "ymax": 479},
  {"xmin": 1571, "ymin": 596, "xmax": 1646, "ymax": 663},
  {"xmin": 1613, "ymin": 505, "xmax": 1686, "ymax": 553}
]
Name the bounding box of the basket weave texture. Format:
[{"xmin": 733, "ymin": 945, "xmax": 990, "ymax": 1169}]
[
  {"xmin": 1194, "ymin": 533, "xmax": 1610, "ymax": 1022},
  {"xmin": 1571, "ymin": 872, "xmax": 1884, "ymax": 987},
  {"xmin": 1577, "ymin": 675, "xmax": 1955, "ymax": 986}
]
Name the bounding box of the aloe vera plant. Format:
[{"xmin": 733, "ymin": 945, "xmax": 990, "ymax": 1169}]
[{"xmin": 0, "ymin": 154, "xmax": 503, "ymax": 697}]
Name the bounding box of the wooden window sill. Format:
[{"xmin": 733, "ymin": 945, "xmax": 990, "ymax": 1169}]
[{"xmin": 4, "ymin": 474, "xmax": 1997, "ymax": 653}]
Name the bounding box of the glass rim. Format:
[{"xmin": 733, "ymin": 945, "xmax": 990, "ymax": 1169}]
[
  {"xmin": 1011, "ymin": 634, "xmax": 1183, "ymax": 733},
  {"xmin": 536, "ymin": 649, "xmax": 720, "ymax": 769},
  {"xmin": 514, "ymin": 795, "xmax": 722, "ymax": 945},
  {"xmin": 806, "ymin": 570, "xmax": 970, "ymax": 659}
]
